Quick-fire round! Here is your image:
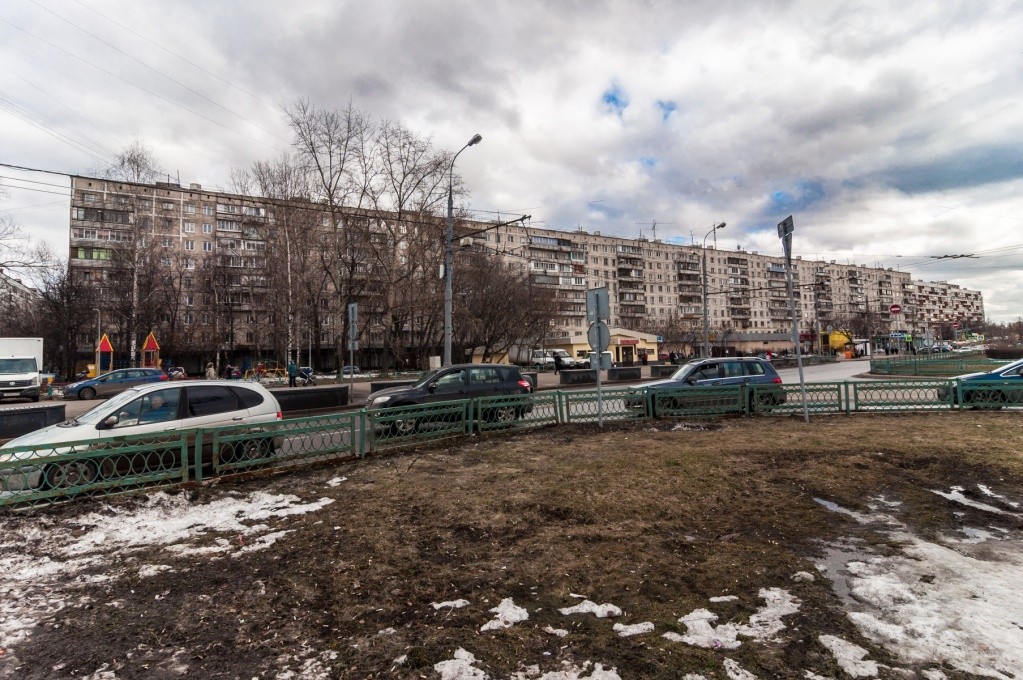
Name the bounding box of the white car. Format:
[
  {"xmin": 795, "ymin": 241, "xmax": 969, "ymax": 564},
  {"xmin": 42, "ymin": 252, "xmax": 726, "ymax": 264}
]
[{"xmin": 1, "ymin": 381, "xmax": 282, "ymax": 492}]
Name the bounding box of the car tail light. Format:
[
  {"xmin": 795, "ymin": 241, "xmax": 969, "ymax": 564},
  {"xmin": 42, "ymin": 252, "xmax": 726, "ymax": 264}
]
[
  {"xmin": 159, "ymin": 374, "xmax": 169, "ymax": 381},
  {"xmin": 773, "ymin": 377, "xmax": 783, "ymax": 384},
  {"xmin": 518, "ymin": 379, "xmax": 533, "ymax": 392},
  {"xmin": 276, "ymin": 411, "xmax": 283, "ymax": 421}
]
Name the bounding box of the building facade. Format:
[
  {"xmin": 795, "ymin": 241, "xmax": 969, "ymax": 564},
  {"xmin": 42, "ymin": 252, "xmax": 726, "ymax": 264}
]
[{"xmin": 67, "ymin": 175, "xmax": 985, "ymax": 367}]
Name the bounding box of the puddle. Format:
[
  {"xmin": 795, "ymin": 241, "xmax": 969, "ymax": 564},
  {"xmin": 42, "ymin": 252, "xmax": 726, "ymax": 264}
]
[{"xmin": 815, "ymin": 538, "xmax": 876, "ymax": 605}]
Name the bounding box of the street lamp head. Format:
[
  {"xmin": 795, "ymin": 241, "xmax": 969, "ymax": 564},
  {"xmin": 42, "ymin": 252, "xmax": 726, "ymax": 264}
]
[
  {"xmin": 715, "ymin": 222, "xmax": 726, "ymax": 230},
  {"xmin": 468, "ymin": 133, "xmax": 482, "ymax": 146}
]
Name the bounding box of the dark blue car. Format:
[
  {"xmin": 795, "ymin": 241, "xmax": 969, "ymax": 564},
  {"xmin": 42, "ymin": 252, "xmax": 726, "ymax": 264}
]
[
  {"xmin": 937, "ymin": 358, "xmax": 1023, "ymax": 407},
  {"xmin": 63, "ymin": 368, "xmax": 168, "ymax": 400}
]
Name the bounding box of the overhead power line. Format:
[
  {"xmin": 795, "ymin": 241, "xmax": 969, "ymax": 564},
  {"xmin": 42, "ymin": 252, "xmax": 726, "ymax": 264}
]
[
  {"xmin": 27, "ymin": 0, "xmax": 288, "ymax": 144},
  {"xmin": 0, "ymin": 18, "xmax": 280, "ymax": 152}
]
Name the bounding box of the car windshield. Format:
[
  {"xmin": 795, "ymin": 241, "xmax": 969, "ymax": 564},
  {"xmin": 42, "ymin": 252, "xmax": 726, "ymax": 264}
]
[
  {"xmin": 670, "ymin": 360, "xmax": 703, "ymax": 380},
  {"xmin": 75, "ymin": 388, "xmax": 146, "ymax": 424},
  {"xmin": 0, "ymin": 358, "xmax": 38, "ymax": 373},
  {"xmin": 414, "ymin": 369, "xmax": 441, "ymax": 387}
]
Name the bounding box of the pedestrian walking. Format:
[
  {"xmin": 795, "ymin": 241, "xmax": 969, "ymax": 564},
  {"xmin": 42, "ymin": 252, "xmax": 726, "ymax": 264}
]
[
  {"xmin": 287, "ymin": 360, "xmax": 298, "ymax": 388},
  {"xmin": 204, "ymin": 362, "xmax": 217, "ymax": 380},
  {"xmin": 553, "ymin": 353, "xmax": 563, "ymax": 375}
]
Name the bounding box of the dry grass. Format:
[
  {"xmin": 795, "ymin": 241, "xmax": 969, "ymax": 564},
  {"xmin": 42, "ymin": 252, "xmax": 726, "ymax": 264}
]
[{"xmin": 8, "ymin": 412, "xmax": 1023, "ymax": 678}]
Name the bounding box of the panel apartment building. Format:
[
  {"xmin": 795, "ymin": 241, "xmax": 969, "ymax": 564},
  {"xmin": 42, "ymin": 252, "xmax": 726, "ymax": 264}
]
[
  {"xmin": 67, "ymin": 175, "xmax": 985, "ymax": 365},
  {"xmin": 468, "ymin": 223, "xmax": 985, "ymax": 353}
]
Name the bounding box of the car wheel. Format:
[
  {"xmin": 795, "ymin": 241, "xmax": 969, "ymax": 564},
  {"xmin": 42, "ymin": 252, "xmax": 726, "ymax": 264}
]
[
  {"xmin": 44, "ymin": 459, "xmax": 98, "ymax": 489},
  {"xmin": 488, "ymin": 405, "xmax": 518, "ymax": 426},
  {"xmin": 389, "ymin": 417, "xmax": 419, "ymax": 437},
  {"xmin": 79, "ymin": 387, "xmax": 96, "ymax": 400}
]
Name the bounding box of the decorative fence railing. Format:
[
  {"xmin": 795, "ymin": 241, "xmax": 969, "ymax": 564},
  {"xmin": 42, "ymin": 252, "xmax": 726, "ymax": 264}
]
[
  {"xmin": 2, "ymin": 378, "xmax": 1019, "ymax": 507},
  {"xmin": 868, "ymin": 352, "xmax": 1001, "ymax": 377}
]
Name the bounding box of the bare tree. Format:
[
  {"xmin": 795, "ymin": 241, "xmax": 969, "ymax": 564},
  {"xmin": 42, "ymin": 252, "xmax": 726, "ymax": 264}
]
[
  {"xmin": 101, "ymin": 140, "xmax": 163, "ymax": 365},
  {"xmin": 34, "ymin": 259, "xmax": 96, "ymax": 380},
  {"xmin": 452, "ymin": 252, "xmax": 559, "ymax": 363},
  {"xmin": 284, "ymin": 100, "xmax": 375, "ymax": 370}
]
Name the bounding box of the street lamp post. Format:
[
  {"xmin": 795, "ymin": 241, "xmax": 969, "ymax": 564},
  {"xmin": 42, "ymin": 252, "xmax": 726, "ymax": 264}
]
[
  {"xmin": 443, "ymin": 133, "xmax": 482, "ymax": 367},
  {"xmin": 701, "ymin": 222, "xmax": 726, "ymax": 358},
  {"xmin": 94, "ymin": 307, "xmax": 101, "ymax": 376}
]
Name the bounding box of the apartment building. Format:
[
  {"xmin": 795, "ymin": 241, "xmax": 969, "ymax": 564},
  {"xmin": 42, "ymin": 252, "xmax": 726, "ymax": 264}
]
[
  {"xmin": 67, "ymin": 174, "xmax": 985, "ymax": 364},
  {"xmin": 472, "ymin": 223, "xmax": 985, "ymax": 353}
]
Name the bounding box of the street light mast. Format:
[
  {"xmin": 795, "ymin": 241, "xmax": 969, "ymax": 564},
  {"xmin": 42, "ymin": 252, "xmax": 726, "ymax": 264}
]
[
  {"xmin": 443, "ymin": 133, "xmax": 482, "ymax": 367},
  {"xmin": 701, "ymin": 222, "xmax": 726, "ymax": 358}
]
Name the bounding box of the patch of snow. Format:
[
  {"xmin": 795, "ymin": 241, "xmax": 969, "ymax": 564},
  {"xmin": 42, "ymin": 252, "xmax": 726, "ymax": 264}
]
[
  {"xmin": 0, "ymin": 490, "xmax": 333, "ymax": 653},
  {"xmin": 739, "ymin": 588, "xmax": 800, "ymax": 640},
  {"xmin": 931, "ymin": 487, "xmax": 1020, "ymax": 517},
  {"xmin": 792, "ymin": 571, "xmax": 815, "ymax": 582},
  {"xmin": 432, "ymin": 599, "xmax": 471, "ymax": 610},
  {"xmin": 434, "ymin": 648, "xmax": 488, "ymax": 680},
  {"xmin": 138, "ymin": 564, "xmax": 173, "ymax": 578},
  {"xmin": 612, "ymin": 621, "xmax": 654, "ymax": 637},
  {"xmin": 803, "ymin": 672, "xmax": 833, "ymax": 680},
  {"xmin": 977, "ymin": 484, "xmax": 1019, "ymax": 507},
  {"xmin": 839, "ymin": 531, "xmax": 1023, "ymax": 676},
  {"xmin": 543, "ymin": 625, "xmax": 569, "ymax": 637},
  {"xmin": 665, "ymin": 608, "xmax": 741, "ymax": 650},
  {"xmin": 559, "ymin": 600, "xmax": 622, "ymax": 618},
  {"xmin": 392, "ymin": 654, "xmax": 407, "ymax": 666},
  {"xmin": 723, "ymin": 658, "xmax": 759, "ymax": 679},
  {"xmin": 480, "ymin": 598, "xmax": 529, "ymax": 631},
  {"xmin": 920, "ymin": 670, "xmax": 946, "ymax": 680},
  {"xmin": 817, "ymin": 635, "xmax": 878, "ymax": 678},
  {"xmin": 325, "ymin": 477, "xmax": 347, "ymax": 487},
  {"xmin": 709, "ymin": 595, "xmax": 739, "ymax": 602}
]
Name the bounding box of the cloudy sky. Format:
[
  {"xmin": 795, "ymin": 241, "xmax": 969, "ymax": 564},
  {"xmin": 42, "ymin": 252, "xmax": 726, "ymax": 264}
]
[{"xmin": 1, "ymin": 0, "xmax": 1022, "ymax": 320}]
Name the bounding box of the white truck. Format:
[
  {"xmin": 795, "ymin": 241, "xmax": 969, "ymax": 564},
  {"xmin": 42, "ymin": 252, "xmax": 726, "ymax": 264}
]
[{"xmin": 0, "ymin": 337, "xmax": 44, "ymax": 402}]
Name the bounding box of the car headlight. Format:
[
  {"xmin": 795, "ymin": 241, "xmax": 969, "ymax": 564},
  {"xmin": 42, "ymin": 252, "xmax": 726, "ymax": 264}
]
[
  {"xmin": 31, "ymin": 376, "xmax": 39, "ymax": 386},
  {"xmin": 370, "ymin": 395, "xmax": 392, "ymax": 407}
]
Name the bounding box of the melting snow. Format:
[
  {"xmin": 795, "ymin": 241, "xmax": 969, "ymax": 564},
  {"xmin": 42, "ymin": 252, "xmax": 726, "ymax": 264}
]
[
  {"xmin": 931, "ymin": 487, "xmax": 1020, "ymax": 517},
  {"xmin": 723, "ymin": 658, "xmax": 759, "ymax": 679},
  {"xmin": 817, "ymin": 635, "xmax": 877, "ymax": 678},
  {"xmin": 433, "ymin": 599, "xmax": 471, "ymax": 610},
  {"xmin": 480, "ymin": 598, "xmax": 529, "ymax": 631},
  {"xmin": 559, "ymin": 600, "xmax": 622, "ymax": 619},
  {"xmin": 612, "ymin": 621, "xmax": 654, "ymax": 637}
]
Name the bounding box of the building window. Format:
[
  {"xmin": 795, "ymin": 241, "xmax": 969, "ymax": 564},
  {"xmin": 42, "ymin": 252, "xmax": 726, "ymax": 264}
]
[
  {"xmin": 185, "ymin": 294, "xmax": 194, "ymax": 306},
  {"xmin": 202, "ymin": 223, "xmax": 213, "ymax": 233},
  {"xmin": 162, "ymin": 201, "xmax": 174, "ymax": 210},
  {"xmin": 184, "ymin": 240, "xmax": 195, "ymax": 251},
  {"xmin": 184, "ymin": 313, "xmax": 194, "ymax": 325},
  {"xmin": 203, "ymin": 205, "xmax": 214, "ymax": 216},
  {"xmin": 184, "ymin": 222, "xmax": 195, "ymax": 233},
  {"xmin": 185, "ymin": 258, "xmax": 195, "ymax": 269},
  {"xmin": 184, "ymin": 204, "xmax": 196, "ymax": 214},
  {"xmin": 161, "ymin": 238, "xmax": 172, "ymax": 248},
  {"xmin": 203, "ymin": 241, "xmax": 212, "ymax": 252},
  {"xmin": 82, "ymin": 193, "xmax": 96, "ymax": 203}
]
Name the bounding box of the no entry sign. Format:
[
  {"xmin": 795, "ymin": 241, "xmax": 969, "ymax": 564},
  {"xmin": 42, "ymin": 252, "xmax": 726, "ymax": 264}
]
[{"xmin": 889, "ymin": 304, "xmax": 902, "ymax": 314}]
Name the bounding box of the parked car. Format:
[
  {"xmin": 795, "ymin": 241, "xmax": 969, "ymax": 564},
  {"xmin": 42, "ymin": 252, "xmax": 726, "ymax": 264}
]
[
  {"xmin": 624, "ymin": 357, "xmax": 786, "ymax": 415},
  {"xmin": 63, "ymin": 368, "xmax": 168, "ymax": 400},
  {"xmin": 1, "ymin": 381, "xmax": 283, "ymax": 491},
  {"xmin": 341, "ymin": 365, "xmax": 361, "ymax": 376},
  {"xmin": 936, "ymin": 357, "xmax": 1023, "ymax": 406},
  {"xmin": 367, "ymin": 363, "xmax": 533, "ymax": 433}
]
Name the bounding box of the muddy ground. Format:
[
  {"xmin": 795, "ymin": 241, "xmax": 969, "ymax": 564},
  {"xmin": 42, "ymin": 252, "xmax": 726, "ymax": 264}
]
[{"xmin": 2, "ymin": 412, "xmax": 1022, "ymax": 679}]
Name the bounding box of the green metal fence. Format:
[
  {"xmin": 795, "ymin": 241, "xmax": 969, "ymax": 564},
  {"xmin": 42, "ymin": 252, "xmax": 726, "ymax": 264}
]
[
  {"xmin": 868, "ymin": 352, "xmax": 1002, "ymax": 377},
  {"xmin": 4, "ymin": 378, "xmax": 1020, "ymax": 508}
]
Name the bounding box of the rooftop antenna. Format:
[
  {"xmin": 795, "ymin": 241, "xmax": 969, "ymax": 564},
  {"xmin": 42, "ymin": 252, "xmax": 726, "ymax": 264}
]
[{"xmin": 636, "ymin": 220, "xmax": 674, "ymax": 242}]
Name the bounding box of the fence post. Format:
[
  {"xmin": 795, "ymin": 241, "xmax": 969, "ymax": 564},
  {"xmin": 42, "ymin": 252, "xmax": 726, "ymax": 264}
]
[
  {"xmin": 844, "ymin": 382, "xmax": 852, "ymax": 415},
  {"xmin": 561, "ymin": 391, "xmax": 570, "ymax": 424},
  {"xmin": 193, "ymin": 430, "xmax": 204, "ymax": 482},
  {"xmin": 742, "ymin": 384, "xmax": 750, "ymax": 416},
  {"xmin": 646, "ymin": 388, "xmax": 655, "ymax": 419},
  {"xmin": 467, "ymin": 399, "xmax": 475, "ymax": 436}
]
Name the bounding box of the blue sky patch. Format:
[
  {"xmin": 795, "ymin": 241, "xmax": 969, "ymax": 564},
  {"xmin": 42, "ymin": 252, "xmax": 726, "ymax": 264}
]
[
  {"xmin": 640, "ymin": 156, "xmax": 657, "ymax": 168},
  {"xmin": 602, "ymin": 84, "xmax": 629, "ymax": 117},
  {"xmin": 767, "ymin": 180, "xmax": 826, "ymax": 214},
  {"xmin": 656, "ymin": 100, "xmax": 677, "ymax": 121}
]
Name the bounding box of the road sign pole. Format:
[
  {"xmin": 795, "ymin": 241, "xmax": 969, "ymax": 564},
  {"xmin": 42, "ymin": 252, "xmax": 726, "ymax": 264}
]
[
  {"xmin": 586, "ymin": 289, "xmax": 611, "ymax": 427},
  {"xmin": 778, "ymin": 216, "xmax": 809, "ymax": 424}
]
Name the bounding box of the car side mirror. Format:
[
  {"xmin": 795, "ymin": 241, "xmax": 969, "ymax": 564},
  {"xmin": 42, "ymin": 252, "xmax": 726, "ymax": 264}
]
[
  {"xmin": 427, "ymin": 383, "xmax": 437, "ymax": 393},
  {"xmin": 99, "ymin": 414, "xmax": 118, "ymax": 429}
]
